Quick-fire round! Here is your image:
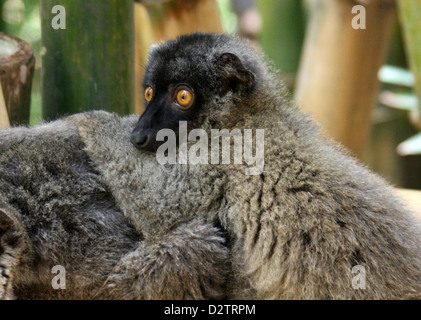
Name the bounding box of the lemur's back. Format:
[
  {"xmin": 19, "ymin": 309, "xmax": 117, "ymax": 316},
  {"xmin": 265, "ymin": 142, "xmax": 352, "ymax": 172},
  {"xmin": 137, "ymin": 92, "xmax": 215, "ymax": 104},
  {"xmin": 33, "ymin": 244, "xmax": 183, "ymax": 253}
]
[
  {"xmin": 129, "ymin": 32, "xmax": 421, "ymax": 299},
  {"xmin": 0, "ymin": 120, "xmax": 140, "ymax": 299},
  {"xmin": 224, "ymin": 106, "xmax": 421, "ymax": 299}
]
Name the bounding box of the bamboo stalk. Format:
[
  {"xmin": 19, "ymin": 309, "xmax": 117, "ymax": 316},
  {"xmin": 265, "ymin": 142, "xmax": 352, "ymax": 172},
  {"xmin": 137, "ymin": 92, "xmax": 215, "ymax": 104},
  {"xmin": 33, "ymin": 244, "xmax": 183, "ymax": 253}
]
[
  {"xmin": 149, "ymin": 0, "xmax": 224, "ymax": 42},
  {"xmin": 397, "ymin": 0, "xmax": 421, "ymax": 128},
  {"xmin": 0, "ymin": 0, "xmax": 4, "ymax": 33},
  {"xmin": 40, "ymin": 0, "xmax": 134, "ymax": 120},
  {"xmin": 257, "ymin": 0, "xmax": 305, "ymax": 76},
  {"xmin": 295, "ymin": 0, "xmax": 396, "ymax": 158},
  {"xmin": 134, "ymin": 2, "xmax": 154, "ymax": 115},
  {"xmin": 395, "ymin": 188, "xmax": 421, "ymax": 218}
]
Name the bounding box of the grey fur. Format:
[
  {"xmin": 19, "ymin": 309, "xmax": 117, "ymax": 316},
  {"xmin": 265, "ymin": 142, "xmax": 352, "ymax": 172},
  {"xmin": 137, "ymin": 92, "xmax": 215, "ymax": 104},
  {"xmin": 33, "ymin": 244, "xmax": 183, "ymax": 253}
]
[
  {"xmin": 0, "ymin": 118, "xmax": 228, "ymax": 299},
  {"xmin": 125, "ymin": 33, "xmax": 421, "ymax": 299},
  {"xmin": 1, "ymin": 33, "xmax": 421, "ymax": 300}
]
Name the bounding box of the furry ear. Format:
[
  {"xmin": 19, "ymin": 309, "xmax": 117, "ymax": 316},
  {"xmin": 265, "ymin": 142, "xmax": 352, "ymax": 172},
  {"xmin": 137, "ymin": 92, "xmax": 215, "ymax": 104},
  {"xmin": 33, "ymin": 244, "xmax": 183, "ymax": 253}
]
[{"xmin": 214, "ymin": 52, "xmax": 255, "ymax": 94}]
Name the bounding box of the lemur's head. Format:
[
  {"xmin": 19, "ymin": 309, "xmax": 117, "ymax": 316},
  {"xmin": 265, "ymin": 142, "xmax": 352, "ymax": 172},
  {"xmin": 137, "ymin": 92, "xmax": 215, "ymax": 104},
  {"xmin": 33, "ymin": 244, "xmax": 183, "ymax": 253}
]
[{"xmin": 131, "ymin": 33, "xmax": 264, "ymax": 151}]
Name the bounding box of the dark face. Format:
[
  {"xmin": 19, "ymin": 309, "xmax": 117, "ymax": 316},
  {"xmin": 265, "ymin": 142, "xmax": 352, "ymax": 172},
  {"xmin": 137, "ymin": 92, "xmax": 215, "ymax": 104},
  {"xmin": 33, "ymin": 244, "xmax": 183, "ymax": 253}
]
[
  {"xmin": 130, "ymin": 74, "xmax": 206, "ymax": 152},
  {"xmin": 131, "ymin": 33, "xmax": 256, "ymax": 152}
]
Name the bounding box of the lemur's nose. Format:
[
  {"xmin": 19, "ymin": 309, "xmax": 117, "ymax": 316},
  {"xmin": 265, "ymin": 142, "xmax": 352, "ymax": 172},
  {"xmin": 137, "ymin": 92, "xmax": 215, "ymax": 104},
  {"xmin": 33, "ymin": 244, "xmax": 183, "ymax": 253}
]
[{"xmin": 131, "ymin": 131, "xmax": 149, "ymax": 149}]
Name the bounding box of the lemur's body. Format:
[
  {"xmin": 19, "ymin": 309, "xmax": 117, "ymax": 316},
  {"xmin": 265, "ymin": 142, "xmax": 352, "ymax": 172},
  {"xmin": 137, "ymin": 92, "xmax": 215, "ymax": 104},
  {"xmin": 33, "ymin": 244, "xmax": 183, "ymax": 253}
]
[
  {"xmin": 1, "ymin": 33, "xmax": 421, "ymax": 300},
  {"xmin": 130, "ymin": 33, "xmax": 421, "ymax": 299},
  {"xmin": 0, "ymin": 117, "xmax": 228, "ymax": 299}
]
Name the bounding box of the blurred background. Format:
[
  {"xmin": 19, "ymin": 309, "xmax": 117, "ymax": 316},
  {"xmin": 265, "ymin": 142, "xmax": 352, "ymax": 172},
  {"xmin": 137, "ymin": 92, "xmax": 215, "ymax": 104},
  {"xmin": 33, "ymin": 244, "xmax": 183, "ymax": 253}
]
[{"xmin": 0, "ymin": 0, "xmax": 420, "ymax": 191}]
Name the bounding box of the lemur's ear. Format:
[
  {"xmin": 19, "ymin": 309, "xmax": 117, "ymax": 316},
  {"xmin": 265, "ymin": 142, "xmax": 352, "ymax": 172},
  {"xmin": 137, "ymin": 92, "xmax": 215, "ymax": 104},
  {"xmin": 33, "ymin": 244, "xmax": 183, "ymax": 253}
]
[{"xmin": 215, "ymin": 52, "xmax": 255, "ymax": 94}]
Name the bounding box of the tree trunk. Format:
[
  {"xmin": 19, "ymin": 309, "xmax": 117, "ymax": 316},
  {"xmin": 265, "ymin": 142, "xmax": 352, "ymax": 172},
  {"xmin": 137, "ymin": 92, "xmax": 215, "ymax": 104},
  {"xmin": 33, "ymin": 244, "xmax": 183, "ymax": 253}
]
[
  {"xmin": 40, "ymin": 0, "xmax": 134, "ymax": 120},
  {"xmin": 150, "ymin": 0, "xmax": 224, "ymax": 42},
  {"xmin": 398, "ymin": 0, "xmax": 421, "ymax": 129},
  {"xmin": 0, "ymin": 32, "xmax": 35, "ymax": 125},
  {"xmin": 0, "ymin": 83, "xmax": 9, "ymax": 129},
  {"xmin": 134, "ymin": 2, "xmax": 154, "ymax": 115},
  {"xmin": 295, "ymin": 0, "xmax": 396, "ymax": 158}
]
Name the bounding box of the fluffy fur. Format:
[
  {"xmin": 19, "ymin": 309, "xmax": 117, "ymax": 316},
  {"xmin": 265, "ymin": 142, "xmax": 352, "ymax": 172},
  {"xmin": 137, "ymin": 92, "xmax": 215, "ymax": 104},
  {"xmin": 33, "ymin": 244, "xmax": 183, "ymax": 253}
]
[
  {"xmin": 127, "ymin": 33, "xmax": 421, "ymax": 299},
  {"xmin": 1, "ymin": 33, "xmax": 421, "ymax": 300},
  {"xmin": 0, "ymin": 119, "xmax": 228, "ymax": 299}
]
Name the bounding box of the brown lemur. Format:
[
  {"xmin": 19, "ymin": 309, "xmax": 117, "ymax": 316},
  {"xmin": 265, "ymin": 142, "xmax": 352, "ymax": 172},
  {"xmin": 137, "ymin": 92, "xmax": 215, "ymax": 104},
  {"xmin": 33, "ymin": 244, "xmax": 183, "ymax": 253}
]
[
  {"xmin": 1, "ymin": 33, "xmax": 420, "ymax": 300},
  {"xmin": 128, "ymin": 33, "xmax": 421, "ymax": 299},
  {"xmin": 0, "ymin": 119, "xmax": 228, "ymax": 299}
]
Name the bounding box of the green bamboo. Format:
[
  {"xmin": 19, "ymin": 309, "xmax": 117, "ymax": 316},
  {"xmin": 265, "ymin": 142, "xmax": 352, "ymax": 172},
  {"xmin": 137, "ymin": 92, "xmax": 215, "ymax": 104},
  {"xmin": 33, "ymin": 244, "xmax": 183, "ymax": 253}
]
[
  {"xmin": 398, "ymin": 0, "xmax": 421, "ymax": 124},
  {"xmin": 40, "ymin": 0, "xmax": 134, "ymax": 120},
  {"xmin": 0, "ymin": 0, "xmax": 9, "ymax": 34},
  {"xmin": 257, "ymin": 0, "xmax": 305, "ymax": 79},
  {"xmin": 0, "ymin": 0, "xmax": 4, "ymax": 33}
]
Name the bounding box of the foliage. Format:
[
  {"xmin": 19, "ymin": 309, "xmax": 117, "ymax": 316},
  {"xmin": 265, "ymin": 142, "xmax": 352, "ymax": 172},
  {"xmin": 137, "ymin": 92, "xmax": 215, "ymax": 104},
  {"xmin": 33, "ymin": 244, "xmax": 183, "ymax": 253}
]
[{"xmin": 379, "ymin": 65, "xmax": 421, "ymax": 155}]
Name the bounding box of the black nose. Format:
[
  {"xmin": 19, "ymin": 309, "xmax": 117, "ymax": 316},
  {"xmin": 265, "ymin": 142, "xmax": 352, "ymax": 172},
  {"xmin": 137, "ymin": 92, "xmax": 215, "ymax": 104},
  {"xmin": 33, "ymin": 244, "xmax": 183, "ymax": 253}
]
[{"xmin": 131, "ymin": 131, "xmax": 149, "ymax": 149}]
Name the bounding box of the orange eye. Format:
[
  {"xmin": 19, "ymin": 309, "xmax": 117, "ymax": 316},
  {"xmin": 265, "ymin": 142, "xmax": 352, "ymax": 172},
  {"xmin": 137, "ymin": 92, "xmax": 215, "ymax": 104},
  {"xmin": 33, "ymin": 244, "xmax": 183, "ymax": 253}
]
[
  {"xmin": 176, "ymin": 88, "xmax": 193, "ymax": 110},
  {"xmin": 145, "ymin": 86, "xmax": 153, "ymax": 102}
]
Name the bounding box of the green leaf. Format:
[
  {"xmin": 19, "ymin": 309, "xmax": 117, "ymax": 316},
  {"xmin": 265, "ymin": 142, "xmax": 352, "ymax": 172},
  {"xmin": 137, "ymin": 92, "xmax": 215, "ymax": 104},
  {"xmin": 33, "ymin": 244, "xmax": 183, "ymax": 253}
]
[
  {"xmin": 378, "ymin": 65, "xmax": 415, "ymax": 87},
  {"xmin": 379, "ymin": 90, "xmax": 418, "ymax": 111},
  {"xmin": 397, "ymin": 132, "xmax": 421, "ymax": 156}
]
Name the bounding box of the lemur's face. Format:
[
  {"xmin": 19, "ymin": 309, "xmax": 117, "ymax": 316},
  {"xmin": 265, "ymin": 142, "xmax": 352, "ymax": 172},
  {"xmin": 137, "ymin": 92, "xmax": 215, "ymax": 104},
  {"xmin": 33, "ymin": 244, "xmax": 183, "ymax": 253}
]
[{"xmin": 131, "ymin": 33, "xmax": 256, "ymax": 152}]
